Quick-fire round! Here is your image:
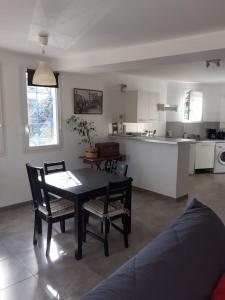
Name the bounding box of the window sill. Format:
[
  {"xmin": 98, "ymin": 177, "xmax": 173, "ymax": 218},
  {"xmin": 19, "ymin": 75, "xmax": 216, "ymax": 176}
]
[
  {"xmin": 24, "ymin": 144, "xmax": 63, "ymax": 154},
  {"xmin": 182, "ymin": 121, "xmax": 202, "ymax": 124}
]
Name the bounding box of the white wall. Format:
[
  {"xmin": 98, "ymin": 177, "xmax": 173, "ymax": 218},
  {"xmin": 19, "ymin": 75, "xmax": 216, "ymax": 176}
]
[
  {"xmin": 0, "ymin": 65, "xmax": 117, "ymax": 207},
  {"xmin": 0, "ymin": 50, "xmax": 167, "ymax": 207},
  {"xmin": 166, "ymin": 82, "xmax": 225, "ymax": 122}
]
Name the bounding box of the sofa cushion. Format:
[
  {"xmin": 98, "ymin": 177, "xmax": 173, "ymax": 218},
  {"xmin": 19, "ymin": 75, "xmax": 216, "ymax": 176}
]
[
  {"xmin": 82, "ymin": 199, "xmax": 225, "ymax": 300},
  {"xmin": 211, "ymin": 273, "xmax": 225, "ymax": 300}
]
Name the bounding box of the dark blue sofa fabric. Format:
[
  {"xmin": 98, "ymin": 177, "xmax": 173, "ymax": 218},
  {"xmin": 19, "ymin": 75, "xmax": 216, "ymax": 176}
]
[{"xmin": 82, "ymin": 199, "xmax": 225, "ymax": 300}]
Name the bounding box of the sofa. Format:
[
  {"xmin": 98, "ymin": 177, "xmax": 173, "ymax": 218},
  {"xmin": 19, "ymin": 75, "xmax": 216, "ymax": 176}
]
[{"xmin": 82, "ymin": 199, "xmax": 225, "ymax": 300}]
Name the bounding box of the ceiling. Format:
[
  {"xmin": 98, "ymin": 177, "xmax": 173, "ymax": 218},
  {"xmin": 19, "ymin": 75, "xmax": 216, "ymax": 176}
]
[
  {"xmin": 1, "ymin": 0, "xmax": 225, "ymax": 82},
  {"xmin": 1, "ymin": 0, "xmax": 225, "ymax": 56},
  {"xmin": 125, "ymin": 60, "xmax": 225, "ymax": 83},
  {"xmin": 119, "ymin": 50, "xmax": 225, "ymax": 83}
]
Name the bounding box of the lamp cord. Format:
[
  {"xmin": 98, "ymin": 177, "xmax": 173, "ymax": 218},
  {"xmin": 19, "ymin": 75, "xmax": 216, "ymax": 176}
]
[{"xmin": 42, "ymin": 46, "xmax": 45, "ymax": 56}]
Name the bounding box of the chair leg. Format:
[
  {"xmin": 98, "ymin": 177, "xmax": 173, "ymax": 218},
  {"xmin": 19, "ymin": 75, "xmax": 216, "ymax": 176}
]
[
  {"xmin": 37, "ymin": 216, "xmax": 42, "ymax": 234},
  {"xmin": 100, "ymin": 221, "xmax": 103, "ymax": 233},
  {"xmin": 103, "ymin": 218, "xmax": 109, "ymax": 257},
  {"xmin": 86, "ymin": 212, "xmax": 90, "ymax": 224},
  {"xmin": 83, "ymin": 211, "xmax": 87, "ymax": 242},
  {"xmin": 107, "ymin": 221, "xmax": 110, "ymax": 234},
  {"xmin": 102, "ymin": 219, "xmax": 110, "ymax": 233},
  {"xmin": 46, "ymin": 222, "xmax": 52, "ymax": 256},
  {"xmin": 123, "ymin": 215, "xmax": 129, "ymax": 248},
  {"xmin": 33, "ymin": 213, "xmax": 38, "ymax": 245},
  {"xmin": 60, "ymin": 220, "xmax": 65, "ymax": 233}
]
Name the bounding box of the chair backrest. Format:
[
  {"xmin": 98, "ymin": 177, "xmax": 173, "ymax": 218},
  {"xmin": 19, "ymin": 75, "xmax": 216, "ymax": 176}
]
[
  {"xmin": 26, "ymin": 163, "xmax": 51, "ymax": 214},
  {"xmin": 44, "ymin": 160, "xmax": 66, "ymax": 175},
  {"xmin": 112, "ymin": 161, "xmax": 128, "ymax": 177},
  {"xmin": 104, "ymin": 160, "xmax": 128, "ymax": 177},
  {"xmin": 104, "ymin": 160, "xmax": 113, "ymax": 173},
  {"xmin": 104, "ymin": 178, "xmax": 132, "ymax": 215}
]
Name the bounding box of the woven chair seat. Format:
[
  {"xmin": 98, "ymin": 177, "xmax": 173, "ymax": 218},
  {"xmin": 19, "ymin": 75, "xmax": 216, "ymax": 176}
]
[
  {"xmin": 39, "ymin": 198, "xmax": 74, "ymax": 218},
  {"xmin": 83, "ymin": 199, "xmax": 127, "ymax": 218}
]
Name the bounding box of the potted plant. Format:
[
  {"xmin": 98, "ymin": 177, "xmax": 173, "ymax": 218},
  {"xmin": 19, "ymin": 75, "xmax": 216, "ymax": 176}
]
[{"xmin": 66, "ymin": 115, "xmax": 98, "ymax": 158}]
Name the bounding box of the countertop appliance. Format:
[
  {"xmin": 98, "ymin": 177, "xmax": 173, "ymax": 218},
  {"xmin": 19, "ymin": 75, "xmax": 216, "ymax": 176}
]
[
  {"xmin": 217, "ymin": 131, "xmax": 225, "ymax": 140},
  {"xmin": 206, "ymin": 129, "xmax": 225, "ymax": 140},
  {"xmin": 214, "ymin": 142, "xmax": 225, "ymax": 173},
  {"xmin": 207, "ymin": 129, "xmax": 217, "ymax": 139}
]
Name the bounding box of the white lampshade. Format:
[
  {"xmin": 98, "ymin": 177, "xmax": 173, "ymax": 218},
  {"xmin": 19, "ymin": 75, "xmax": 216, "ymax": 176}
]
[{"xmin": 32, "ymin": 61, "xmax": 56, "ymax": 86}]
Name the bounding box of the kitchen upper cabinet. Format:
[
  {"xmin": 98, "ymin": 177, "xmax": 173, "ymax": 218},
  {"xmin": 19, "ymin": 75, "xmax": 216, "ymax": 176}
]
[
  {"xmin": 202, "ymin": 86, "xmax": 221, "ymax": 122},
  {"xmin": 124, "ymin": 90, "xmax": 159, "ymax": 123},
  {"xmin": 220, "ymin": 94, "xmax": 225, "ymax": 123}
]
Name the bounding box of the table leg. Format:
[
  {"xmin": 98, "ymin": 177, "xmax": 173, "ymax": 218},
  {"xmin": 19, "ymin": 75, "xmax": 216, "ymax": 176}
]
[
  {"xmin": 75, "ymin": 199, "xmax": 83, "ymax": 260},
  {"xmin": 127, "ymin": 185, "xmax": 132, "ymax": 234}
]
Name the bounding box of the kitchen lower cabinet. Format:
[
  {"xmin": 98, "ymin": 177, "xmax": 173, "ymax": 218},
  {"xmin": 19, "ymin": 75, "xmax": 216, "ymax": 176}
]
[{"xmin": 195, "ymin": 142, "xmax": 215, "ymax": 169}]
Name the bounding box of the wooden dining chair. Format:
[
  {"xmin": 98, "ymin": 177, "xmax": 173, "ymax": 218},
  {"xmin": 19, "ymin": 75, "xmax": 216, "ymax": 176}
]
[
  {"xmin": 104, "ymin": 160, "xmax": 128, "ymax": 177},
  {"xmin": 26, "ymin": 163, "xmax": 74, "ymax": 256},
  {"xmin": 44, "ymin": 160, "xmax": 67, "ymax": 200},
  {"xmin": 111, "ymin": 161, "xmax": 128, "ymax": 177},
  {"xmin": 44, "ymin": 160, "xmax": 66, "ymax": 175},
  {"xmin": 83, "ymin": 178, "xmax": 132, "ymax": 257},
  {"xmin": 104, "ymin": 160, "xmax": 113, "ymax": 172}
]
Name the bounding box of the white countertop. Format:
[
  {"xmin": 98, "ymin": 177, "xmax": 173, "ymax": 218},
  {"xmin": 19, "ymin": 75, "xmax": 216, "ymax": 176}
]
[
  {"xmin": 196, "ymin": 140, "xmax": 225, "ymax": 143},
  {"xmin": 109, "ymin": 134, "xmax": 195, "ymax": 145},
  {"xmin": 110, "ymin": 134, "xmax": 225, "ymax": 144}
]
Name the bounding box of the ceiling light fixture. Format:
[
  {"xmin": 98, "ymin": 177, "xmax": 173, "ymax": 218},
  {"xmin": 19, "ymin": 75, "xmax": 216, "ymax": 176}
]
[
  {"xmin": 33, "ymin": 32, "xmax": 56, "ymax": 86},
  {"xmin": 120, "ymin": 84, "xmax": 127, "ymax": 93},
  {"xmin": 206, "ymin": 59, "xmax": 222, "ymax": 68}
]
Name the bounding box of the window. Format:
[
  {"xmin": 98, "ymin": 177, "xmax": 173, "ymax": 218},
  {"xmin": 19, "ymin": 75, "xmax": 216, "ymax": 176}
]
[
  {"xmin": 25, "ymin": 71, "xmax": 61, "ymax": 150},
  {"xmin": 182, "ymin": 90, "xmax": 203, "ymax": 122},
  {"xmin": 0, "ymin": 84, "xmax": 4, "ymax": 156}
]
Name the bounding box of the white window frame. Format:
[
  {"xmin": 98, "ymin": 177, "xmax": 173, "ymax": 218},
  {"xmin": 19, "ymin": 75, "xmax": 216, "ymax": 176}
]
[
  {"xmin": 182, "ymin": 90, "xmax": 203, "ymax": 123},
  {"xmin": 0, "ymin": 67, "xmax": 5, "ymax": 157},
  {"xmin": 22, "ymin": 69, "xmax": 62, "ymax": 153}
]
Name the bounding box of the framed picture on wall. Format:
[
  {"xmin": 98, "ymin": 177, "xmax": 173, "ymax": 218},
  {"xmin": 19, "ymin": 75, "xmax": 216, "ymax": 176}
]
[{"xmin": 74, "ymin": 88, "xmax": 103, "ymax": 114}]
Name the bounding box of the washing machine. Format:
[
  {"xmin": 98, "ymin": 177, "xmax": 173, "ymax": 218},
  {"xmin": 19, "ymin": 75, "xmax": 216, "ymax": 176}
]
[{"xmin": 214, "ymin": 142, "xmax": 225, "ymax": 173}]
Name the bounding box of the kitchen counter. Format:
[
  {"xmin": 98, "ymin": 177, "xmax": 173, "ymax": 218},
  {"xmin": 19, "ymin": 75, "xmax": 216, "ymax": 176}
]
[
  {"xmin": 109, "ymin": 135, "xmax": 190, "ymax": 199},
  {"xmin": 109, "ymin": 134, "xmax": 195, "ymax": 145},
  {"xmin": 197, "ymin": 139, "xmax": 225, "ymax": 143}
]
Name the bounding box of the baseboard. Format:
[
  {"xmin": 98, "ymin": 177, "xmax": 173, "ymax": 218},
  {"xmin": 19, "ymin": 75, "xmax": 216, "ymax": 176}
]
[
  {"xmin": 0, "ymin": 200, "xmax": 32, "ymax": 212},
  {"xmin": 0, "ymin": 189, "xmax": 188, "ymax": 211},
  {"xmin": 132, "ymin": 186, "xmax": 188, "ymax": 201},
  {"xmin": 176, "ymin": 194, "xmax": 188, "ymax": 201}
]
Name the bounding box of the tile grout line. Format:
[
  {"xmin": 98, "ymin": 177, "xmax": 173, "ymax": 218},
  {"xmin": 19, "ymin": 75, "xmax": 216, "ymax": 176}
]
[{"xmin": 0, "ymin": 274, "xmax": 33, "ymax": 292}]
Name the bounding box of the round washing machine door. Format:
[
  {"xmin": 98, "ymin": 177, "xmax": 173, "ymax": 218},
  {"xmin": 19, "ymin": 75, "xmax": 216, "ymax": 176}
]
[{"xmin": 218, "ymin": 150, "xmax": 225, "ymax": 165}]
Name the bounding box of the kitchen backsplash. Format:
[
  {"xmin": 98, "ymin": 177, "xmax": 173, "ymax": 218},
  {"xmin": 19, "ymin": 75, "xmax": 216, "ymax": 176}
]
[
  {"xmin": 124, "ymin": 122, "xmax": 165, "ymax": 136},
  {"xmin": 166, "ymin": 122, "xmax": 220, "ymax": 138}
]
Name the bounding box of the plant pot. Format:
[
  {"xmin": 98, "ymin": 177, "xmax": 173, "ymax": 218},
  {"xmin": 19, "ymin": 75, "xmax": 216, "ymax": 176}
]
[{"xmin": 85, "ymin": 146, "xmax": 98, "ymax": 159}]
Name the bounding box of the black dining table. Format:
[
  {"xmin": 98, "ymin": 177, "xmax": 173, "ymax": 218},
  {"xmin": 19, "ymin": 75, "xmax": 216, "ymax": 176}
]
[{"xmin": 43, "ymin": 168, "xmax": 132, "ymax": 260}]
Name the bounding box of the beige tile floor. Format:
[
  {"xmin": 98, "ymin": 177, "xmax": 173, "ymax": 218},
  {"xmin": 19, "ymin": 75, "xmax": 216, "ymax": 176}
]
[{"xmin": 0, "ymin": 173, "xmax": 225, "ymax": 299}]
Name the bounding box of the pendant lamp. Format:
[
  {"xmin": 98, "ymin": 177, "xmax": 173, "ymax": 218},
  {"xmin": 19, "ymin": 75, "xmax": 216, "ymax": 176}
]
[{"xmin": 33, "ymin": 32, "xmax": 56, "ymax": 86}]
